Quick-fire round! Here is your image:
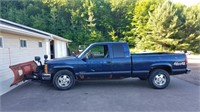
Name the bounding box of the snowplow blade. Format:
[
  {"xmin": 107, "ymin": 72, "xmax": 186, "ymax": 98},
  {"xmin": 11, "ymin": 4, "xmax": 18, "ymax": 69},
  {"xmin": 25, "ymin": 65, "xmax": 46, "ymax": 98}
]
[{"xmin": 9, "ymin": 61, "xmax": 37, "ymax": 86}]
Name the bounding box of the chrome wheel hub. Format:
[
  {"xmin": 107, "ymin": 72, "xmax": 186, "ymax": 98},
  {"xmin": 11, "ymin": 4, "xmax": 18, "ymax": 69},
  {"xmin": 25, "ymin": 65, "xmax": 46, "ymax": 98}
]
[
  {"xmin": 153, "ymin": 74, "xmax": 166, "ymax": 86},
  {"xmin": 58, "ymin": 75, "xmax": 71, "ymax": 87}
]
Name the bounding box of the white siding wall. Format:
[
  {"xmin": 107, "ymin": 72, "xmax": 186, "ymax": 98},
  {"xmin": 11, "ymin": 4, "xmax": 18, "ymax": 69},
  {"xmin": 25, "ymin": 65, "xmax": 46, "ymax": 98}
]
[
  {"xmin": 45, "ymin": 41, "xmax": 51, "ymax": 59},
  {"xmin": 0, "ymin": 32, "xmax": 69, "ymax": 95},
  {"xmin": 62, "ymin": 41, "xmax": 67, "ymax": 57},
  {"xmin": 0, "ymin": 32, "xmax": 47, "ymax": 82}
]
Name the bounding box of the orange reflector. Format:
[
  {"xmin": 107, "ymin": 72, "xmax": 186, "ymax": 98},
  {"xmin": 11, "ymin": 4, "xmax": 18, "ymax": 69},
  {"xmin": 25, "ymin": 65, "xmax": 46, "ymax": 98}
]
[{"xmin": 44, "ymin": 64, "xmax": 48, "ymax": 73}]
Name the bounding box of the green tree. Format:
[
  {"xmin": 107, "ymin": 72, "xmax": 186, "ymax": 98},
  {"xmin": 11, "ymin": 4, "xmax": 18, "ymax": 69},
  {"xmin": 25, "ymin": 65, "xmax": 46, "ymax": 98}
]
[
  {"xmin": 181, "ymin": 4, "xmax": 200, "ymax": 53},
  {"xmin": 92, "ymin": 0, "xmax": 113, "ymax": 41},
  {"xmin": 83, "ymin": 0, "xmax": 104, "ymax": 43},
  {"xmin": 1, "ymin": 0, "xmax": 199, "ymax": 53},
  {"xmin": 138, "ymin": 1, "xmax": 182, "ymax": 51},
  {"xmin": 107, "ymin": 0, "xmax": 135, "ymax": 42},
  {"xmin": 126, "ymin": 0, "xmax": 164, "ymax": 47}
]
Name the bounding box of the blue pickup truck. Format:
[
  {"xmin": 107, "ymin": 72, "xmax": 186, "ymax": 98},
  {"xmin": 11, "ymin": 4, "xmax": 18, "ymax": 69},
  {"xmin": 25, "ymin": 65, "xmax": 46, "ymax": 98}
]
[
  {"xmin": 11, "ymin": 42, "xmax": 190, "ymax": 90},
  {"xmin": 34, "ymin": 42, "xmax": 189, "ymax": 90}
]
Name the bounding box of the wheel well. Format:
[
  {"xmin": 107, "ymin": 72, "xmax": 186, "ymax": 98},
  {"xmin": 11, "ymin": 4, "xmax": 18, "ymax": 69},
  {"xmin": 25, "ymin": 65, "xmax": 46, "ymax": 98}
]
[
  {"xmin": 150, "ymin": 66, "xmax": 172, "ymax": 75},
  {"xmin": 51, "ymin": 68, "xmax": 76, "ymax": 80}
]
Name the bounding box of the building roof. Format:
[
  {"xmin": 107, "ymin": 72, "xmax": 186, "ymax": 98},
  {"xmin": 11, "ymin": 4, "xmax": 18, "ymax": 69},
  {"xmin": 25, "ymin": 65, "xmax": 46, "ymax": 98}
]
[{"xmin": 0, "ymin": 18, "xmax": 71, "ymax": 42}]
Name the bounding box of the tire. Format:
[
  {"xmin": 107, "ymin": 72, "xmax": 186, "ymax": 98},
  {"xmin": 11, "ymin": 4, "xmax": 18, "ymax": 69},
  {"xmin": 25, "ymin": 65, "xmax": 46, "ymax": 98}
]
[
  {"xmin": 148, "ymin": 69, "xmax": 170, "ymax": 89},
  {"xmin": 53, "ymin": 70, "xmax": 75, "ymax": 90},
  {"xmin": 139, "ymin": 77, "xmax": 147, "ymax": 81}
]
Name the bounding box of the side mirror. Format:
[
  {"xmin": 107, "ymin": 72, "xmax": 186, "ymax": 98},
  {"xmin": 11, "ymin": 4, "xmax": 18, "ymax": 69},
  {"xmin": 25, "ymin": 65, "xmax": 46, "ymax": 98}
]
[
  {"xmin": 82, "ymin": 57, "xmax": 87, "ymax": 62},
  {"xmin": 35, "ymin": 56, "xmax": 41, "ymax": 62},
  {"xmin": 71, "ymin": 52, "xmax": 76, "ymax": 57},
  {"xmin": 44, "ymin": 55, "xmax": 48, "ymax": 60}
]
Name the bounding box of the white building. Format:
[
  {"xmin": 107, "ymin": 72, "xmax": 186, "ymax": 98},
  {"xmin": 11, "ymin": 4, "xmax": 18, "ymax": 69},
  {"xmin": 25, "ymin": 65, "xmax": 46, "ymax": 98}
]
[{"xmin": 0, "ymin": 18, "xmax": 71, "ymax": 95}]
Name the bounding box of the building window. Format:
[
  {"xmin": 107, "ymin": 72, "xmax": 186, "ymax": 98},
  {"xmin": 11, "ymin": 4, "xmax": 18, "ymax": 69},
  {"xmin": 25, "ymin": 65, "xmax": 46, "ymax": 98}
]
[
  {"xmin": 0, "ymin": 37, "xmax": 3, "ymax": 48},
  {"xmin": 38, "ymin": 42, "xmax": 42, "ymax": 48},
  {"xmin": 20, "ymin": 39, "xmax": 27, "ymax": 47}
]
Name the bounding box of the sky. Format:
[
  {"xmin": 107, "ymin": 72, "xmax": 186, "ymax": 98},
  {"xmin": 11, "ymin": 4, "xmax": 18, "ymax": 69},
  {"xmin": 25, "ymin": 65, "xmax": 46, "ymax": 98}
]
[{"xmin": 170, "ymin": 0, "xmax": 200, "ymax": 6}]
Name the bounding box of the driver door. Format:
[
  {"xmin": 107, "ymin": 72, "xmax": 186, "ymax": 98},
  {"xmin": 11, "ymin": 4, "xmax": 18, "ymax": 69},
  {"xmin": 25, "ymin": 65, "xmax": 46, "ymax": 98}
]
[{"xmin": 79, "ymin": 45, "xmax": 112, "ymax": 78}]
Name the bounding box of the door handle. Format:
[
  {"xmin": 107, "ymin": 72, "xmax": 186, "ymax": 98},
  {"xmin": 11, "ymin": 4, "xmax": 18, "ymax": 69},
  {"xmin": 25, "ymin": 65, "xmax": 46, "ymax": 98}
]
[{"xmin": 106, "ymin": 61, "xmax": 112, "ymax": 64}]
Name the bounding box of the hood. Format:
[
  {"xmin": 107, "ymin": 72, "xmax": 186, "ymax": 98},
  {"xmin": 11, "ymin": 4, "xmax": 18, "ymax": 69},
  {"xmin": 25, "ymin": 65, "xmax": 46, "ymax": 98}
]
[{"xmin": 47, "ymin": 56, "xmax": 78, "ymax": 64}]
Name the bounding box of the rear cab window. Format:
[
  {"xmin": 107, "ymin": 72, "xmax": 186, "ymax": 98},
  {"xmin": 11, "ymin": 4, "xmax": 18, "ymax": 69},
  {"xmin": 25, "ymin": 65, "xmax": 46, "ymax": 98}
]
[{"xmin": 112, "ymin": 44, "xmax": 125, "ymax": 58}]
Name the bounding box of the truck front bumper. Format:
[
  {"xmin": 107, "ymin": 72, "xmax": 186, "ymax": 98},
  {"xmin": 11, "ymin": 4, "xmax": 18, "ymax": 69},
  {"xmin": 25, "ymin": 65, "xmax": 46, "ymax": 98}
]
[{"xmin": 41, "ymin": 73, "xmax": 51, "ymax": 80}]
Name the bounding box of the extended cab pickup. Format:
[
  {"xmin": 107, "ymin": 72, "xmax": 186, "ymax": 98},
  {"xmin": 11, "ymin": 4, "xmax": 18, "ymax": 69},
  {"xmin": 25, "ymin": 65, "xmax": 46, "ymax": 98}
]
[
  {"xmin": 40, "ymin": 42, "xmax": 190, "ymax": 90},
  {"xmin": 10, "ymin": 42, "xmax": 190, "ymax": 90}
]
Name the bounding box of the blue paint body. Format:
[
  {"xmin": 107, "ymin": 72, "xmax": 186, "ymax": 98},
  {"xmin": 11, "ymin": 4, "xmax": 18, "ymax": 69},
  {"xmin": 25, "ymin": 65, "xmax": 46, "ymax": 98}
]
[{"xmin": 46, "ymin": 42, "xmax": 189, "ymax": 80}]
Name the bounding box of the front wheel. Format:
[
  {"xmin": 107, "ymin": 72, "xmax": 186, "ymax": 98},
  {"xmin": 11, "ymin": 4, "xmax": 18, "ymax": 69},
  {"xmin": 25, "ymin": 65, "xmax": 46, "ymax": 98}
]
[
  {"xmin": 148, "ymin": 69, "xmax": 170, "ymax": 89},
  {"xmin": 53, "ymin": 70, "xmax": 75, "ymax": 90}
]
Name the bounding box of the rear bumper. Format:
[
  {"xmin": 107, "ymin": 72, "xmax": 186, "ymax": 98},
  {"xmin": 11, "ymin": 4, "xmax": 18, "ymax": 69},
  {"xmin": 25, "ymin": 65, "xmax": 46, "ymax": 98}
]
[
  {"xmin": 172, "ymin": 68, "xmax": 191, "ymax": 75},
  {"xmin": 185, "ymin": 68, "xmax": 191, "ymax": 74}
]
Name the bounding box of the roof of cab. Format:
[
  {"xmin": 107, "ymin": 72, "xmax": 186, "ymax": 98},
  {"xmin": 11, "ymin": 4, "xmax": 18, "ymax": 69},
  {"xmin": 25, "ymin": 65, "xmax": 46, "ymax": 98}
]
[{"xmin": 92, "ymin": 42, "xmax": 127, "ymax": 45}]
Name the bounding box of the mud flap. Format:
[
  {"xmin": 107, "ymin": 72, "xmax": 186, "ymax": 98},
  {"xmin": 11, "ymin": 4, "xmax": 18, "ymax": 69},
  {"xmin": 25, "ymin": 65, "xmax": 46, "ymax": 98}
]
[{"xmin": 9, "ymin": 61, "xmax": 37, "ymax": 86}]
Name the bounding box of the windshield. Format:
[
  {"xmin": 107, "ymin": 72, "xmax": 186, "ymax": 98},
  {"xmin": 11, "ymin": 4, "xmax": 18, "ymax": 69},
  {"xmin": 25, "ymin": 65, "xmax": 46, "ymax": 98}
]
[
  {"xmin": 78, "ymin": 44, "xmax": 92, "ymax": 58},
  {"xmin": 70, "ymin": 45, "xmax": 87, "ymax": 57}
]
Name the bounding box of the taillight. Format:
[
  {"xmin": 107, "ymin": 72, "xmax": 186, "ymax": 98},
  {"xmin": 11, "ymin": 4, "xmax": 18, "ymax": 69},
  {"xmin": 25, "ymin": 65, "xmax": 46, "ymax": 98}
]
[
  {"xmin": 185, "ymin": 55, "xmax": 188, "ymax": 65},
  {"xmin": 44, "ymin": 64, "xmax": 48, "ymax": 73}
]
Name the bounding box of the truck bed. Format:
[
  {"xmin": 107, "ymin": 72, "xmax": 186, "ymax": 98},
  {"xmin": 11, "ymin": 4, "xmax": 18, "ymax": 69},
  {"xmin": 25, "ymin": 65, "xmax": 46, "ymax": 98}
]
[{"xmin": 131, "ymin": 53, "xmax": 187, "ymax": 76}]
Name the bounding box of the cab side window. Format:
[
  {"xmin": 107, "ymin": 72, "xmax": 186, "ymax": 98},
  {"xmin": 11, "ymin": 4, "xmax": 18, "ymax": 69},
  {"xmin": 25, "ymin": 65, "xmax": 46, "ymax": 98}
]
[{"xmin": 85, "ymin": 45, "xmax": 109, "ymax": 59}]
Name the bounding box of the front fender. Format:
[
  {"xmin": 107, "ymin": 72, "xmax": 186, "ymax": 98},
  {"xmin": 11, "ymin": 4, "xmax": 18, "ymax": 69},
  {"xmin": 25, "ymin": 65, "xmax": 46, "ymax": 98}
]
[
  {"xmin": 53, "ymin": 65, "xmax": 74, "ymax": 69},
  {"xmin": 49, "ymin": 65, "xmax": 75, "ymax": 75}
]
